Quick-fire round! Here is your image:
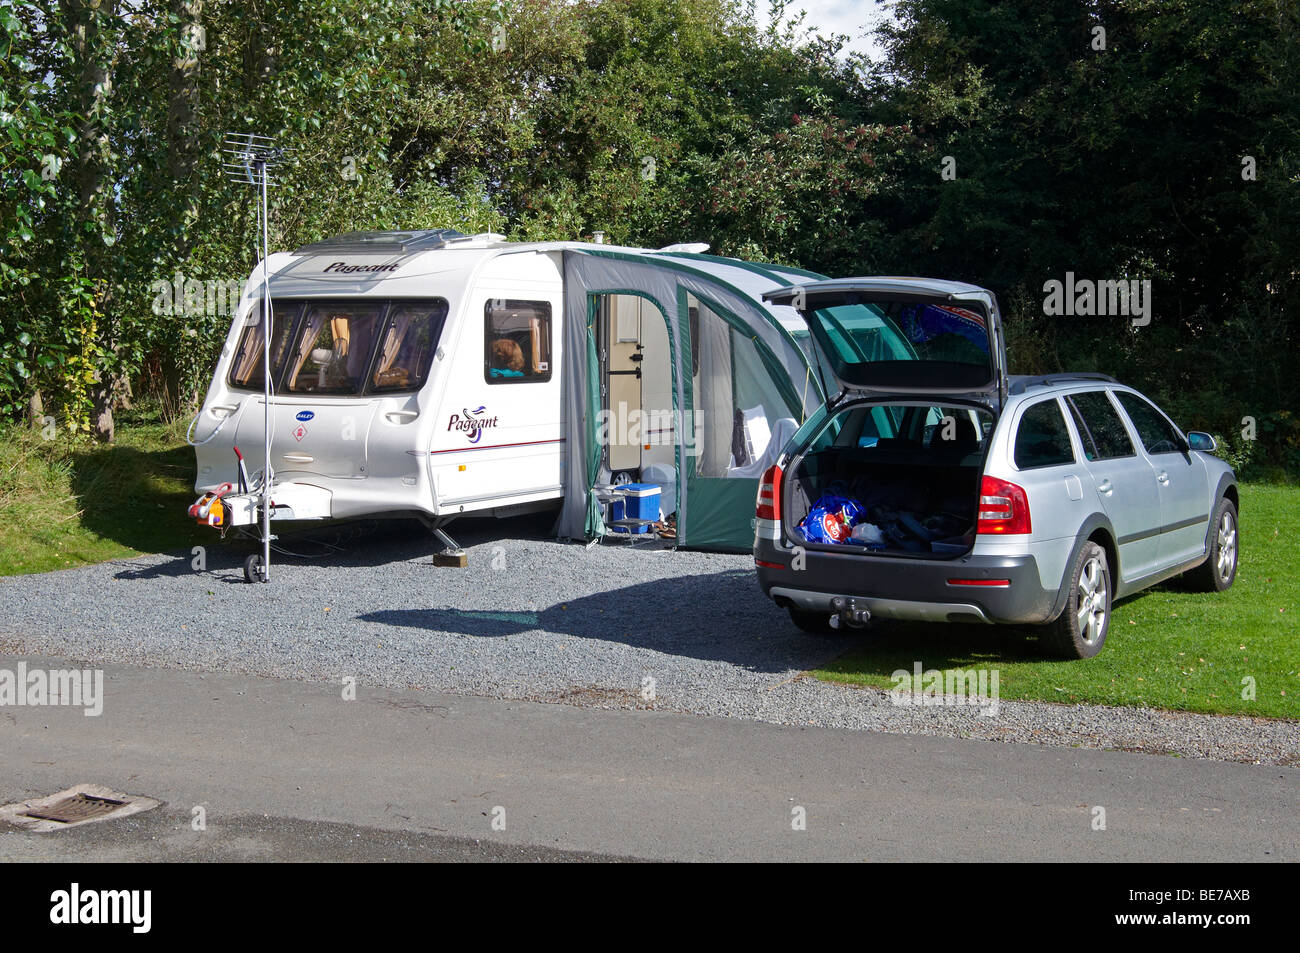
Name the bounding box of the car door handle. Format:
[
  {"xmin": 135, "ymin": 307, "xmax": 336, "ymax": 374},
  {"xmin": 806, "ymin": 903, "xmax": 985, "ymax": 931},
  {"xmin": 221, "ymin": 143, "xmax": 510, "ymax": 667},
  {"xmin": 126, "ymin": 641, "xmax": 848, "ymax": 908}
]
[
  {"xmin": 282, "ymin": 453, "xmax": 314, "ymax": 464},
  {"xmin": 1097, "ymin": 479, "xmax": 1112, "ymax": 496},
  {"xmin": 1156, "ymin": 471, "xmax": 1170, "ymax": 486}
]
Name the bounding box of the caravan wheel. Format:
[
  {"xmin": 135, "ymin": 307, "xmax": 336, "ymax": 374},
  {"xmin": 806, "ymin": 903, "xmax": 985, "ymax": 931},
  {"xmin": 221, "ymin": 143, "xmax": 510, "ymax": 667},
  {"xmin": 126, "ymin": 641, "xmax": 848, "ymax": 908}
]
[{"xmin": 243, "ymin": 553, "xmax": 266, "ymax": 584}]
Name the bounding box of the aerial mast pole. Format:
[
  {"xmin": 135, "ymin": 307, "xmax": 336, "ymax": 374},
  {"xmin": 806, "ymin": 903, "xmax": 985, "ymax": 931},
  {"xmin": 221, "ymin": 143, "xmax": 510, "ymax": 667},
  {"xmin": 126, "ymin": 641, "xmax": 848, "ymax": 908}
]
[{"xmin": 222, "ymin": 133, "xmax": 289, "ymax": 583}]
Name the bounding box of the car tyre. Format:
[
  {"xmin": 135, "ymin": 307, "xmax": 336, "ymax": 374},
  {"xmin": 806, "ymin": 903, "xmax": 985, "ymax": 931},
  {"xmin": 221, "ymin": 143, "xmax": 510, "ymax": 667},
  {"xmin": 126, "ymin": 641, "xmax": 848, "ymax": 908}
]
[
  {"xmin": 1185, "ymin": 497, "xmax": 1238, "ymax": 592},
  {"xmin": 1043, "ymin": 541, "xmax": 1110, "ymax": 659},
  {"xmin": 789, "ymin": 608, "xmax": 838, "ymax": 635}
]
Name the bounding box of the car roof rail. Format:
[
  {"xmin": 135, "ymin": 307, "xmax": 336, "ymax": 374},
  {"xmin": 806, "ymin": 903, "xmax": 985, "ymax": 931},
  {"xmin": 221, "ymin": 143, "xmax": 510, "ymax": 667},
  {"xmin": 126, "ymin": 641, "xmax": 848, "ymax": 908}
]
[{"xmin": 1008, "ymin": 373, "xmax": 1118, "ymax": 395}]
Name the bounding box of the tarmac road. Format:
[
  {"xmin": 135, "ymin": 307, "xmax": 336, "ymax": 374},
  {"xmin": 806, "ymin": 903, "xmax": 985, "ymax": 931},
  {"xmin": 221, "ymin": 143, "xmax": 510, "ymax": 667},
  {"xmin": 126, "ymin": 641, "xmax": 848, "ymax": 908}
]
[{"xmin": 0, "ymin": 654, "xmax": 1294, "ymax": 862}]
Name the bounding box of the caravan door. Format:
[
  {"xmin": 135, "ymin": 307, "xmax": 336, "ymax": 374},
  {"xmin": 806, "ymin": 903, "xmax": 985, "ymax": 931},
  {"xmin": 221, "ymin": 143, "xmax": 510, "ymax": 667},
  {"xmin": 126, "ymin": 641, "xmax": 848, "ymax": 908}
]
[{"xmin": 428, "ymin": 284, "xmax": 566, "ymax": 511}]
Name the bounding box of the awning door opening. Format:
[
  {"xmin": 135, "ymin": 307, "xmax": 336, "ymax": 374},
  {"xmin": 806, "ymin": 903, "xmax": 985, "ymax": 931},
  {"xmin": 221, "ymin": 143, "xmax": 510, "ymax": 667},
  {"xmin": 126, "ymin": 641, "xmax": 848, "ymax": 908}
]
[{"xmin": 597, "ymin": 293, "xmax": 675, "ymax": 482}]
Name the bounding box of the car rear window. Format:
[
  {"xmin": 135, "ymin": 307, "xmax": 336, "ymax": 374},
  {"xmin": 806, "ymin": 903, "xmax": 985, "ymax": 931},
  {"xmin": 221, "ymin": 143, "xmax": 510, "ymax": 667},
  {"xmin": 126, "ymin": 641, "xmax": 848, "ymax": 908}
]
[
  {"xmin": 804, "ymin": 402, "xmax": 989, "ymax": 460},
  {"xmin": 1014, "ymin": 398, "xmax": 1075, "ymax": 469},
  {"xmin": 805, "ymin": 300, "xmax": 994, "ymax": 391},
  {"xmin": 1066, "ymin": 391, "xmax": 1136, "ymax": 461}
]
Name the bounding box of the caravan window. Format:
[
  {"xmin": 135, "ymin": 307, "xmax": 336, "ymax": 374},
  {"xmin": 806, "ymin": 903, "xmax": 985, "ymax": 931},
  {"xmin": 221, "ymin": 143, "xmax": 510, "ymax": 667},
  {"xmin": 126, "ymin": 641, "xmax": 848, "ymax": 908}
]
[
  {"xmin": 485, "ymin": 299, "xmax": 552, "ymax": 384},
  {"xmin": 284, "ymin": 302, "xmax": 386, "ymax": 394},
  {"xmin": 227, "ymin": 297, "xmax": 446, "ymax": 396},
  {"xmin": 370, "ymin": 300, "xmax": 448, "ymax": 392},
  {"xmin": 229, "ymin": 302, "xmax": 299, "ymax": 390}
]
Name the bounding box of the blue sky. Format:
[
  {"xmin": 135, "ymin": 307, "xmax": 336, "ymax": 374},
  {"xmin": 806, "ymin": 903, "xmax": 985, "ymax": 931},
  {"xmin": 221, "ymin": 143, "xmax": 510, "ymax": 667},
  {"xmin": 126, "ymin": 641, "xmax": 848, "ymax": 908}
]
[{"xmin": 754, "ymin": 0, "xmax": 892, "ymax": 59}]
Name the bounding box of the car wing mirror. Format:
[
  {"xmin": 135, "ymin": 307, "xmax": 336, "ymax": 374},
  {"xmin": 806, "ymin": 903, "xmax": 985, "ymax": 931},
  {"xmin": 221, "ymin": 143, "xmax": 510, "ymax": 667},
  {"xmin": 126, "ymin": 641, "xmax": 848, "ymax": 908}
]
[{"xmin": 1187, "ymin": 431, "xmax": 1216, "ymax": 452}]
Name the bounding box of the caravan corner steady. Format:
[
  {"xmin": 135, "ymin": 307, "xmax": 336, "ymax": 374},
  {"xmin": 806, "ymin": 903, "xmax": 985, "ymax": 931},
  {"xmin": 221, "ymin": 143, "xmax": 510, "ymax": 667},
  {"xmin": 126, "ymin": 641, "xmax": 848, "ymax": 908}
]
[{"xmin": 187, "ymin": 229, "xmax": 827, "ymax": 577}]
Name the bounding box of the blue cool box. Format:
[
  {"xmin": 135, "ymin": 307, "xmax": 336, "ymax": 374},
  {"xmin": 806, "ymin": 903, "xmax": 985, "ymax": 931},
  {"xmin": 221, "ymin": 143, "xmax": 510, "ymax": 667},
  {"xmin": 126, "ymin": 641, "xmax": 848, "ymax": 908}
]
[{"xmin": 611, "ymin": 483, "xmax": 660, "ymax": 533}]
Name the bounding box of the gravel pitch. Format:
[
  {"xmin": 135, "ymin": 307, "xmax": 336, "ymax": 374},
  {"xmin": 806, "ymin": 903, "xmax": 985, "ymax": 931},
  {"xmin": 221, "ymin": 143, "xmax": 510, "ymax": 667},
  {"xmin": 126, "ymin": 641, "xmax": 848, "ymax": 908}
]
[{"xmin": 0, "ymin": 514, "xmax": 1295, "ymax": 765}]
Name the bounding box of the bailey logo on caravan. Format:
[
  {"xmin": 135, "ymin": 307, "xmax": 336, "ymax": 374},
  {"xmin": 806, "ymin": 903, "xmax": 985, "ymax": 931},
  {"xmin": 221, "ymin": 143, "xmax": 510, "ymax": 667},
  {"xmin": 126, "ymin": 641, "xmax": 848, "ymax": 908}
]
[{"xmin": 447, "ymin": 406, "xmax": 499, "ymax": 444}]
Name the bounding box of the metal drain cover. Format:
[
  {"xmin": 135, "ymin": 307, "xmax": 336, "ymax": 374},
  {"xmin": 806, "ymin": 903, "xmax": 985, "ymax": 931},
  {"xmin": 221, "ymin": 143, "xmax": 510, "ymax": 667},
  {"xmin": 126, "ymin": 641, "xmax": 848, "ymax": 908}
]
[
  {"xmin": 0, "ymin": 784, "xmax": 161, "ymax": 832},
  {"xmin": 24, "ymin": 792, "xmax": 126, "ymax": 824}
]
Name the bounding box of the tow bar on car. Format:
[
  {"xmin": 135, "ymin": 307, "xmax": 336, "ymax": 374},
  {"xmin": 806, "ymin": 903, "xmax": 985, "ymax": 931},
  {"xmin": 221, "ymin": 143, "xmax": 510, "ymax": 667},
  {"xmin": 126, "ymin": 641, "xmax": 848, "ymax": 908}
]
[{"xmin": 829, "ymin": 597, "xmax": 872, "ymax": 629}]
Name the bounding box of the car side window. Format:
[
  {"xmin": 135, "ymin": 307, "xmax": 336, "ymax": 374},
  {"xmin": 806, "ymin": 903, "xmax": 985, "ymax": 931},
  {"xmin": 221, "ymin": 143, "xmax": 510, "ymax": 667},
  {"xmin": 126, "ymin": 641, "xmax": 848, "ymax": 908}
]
[
  {"xmin": 1064, "ymin": 399, "xmax": 1098, "ymax": 460},
  {"xmin": 1014, "ymin": 398, "xmax": 1075, "ymax": 469},
  {"xmin": 1115, "ymin": 392, "xmax": 1184, "ymax": 455},
  {"xmin": 485, "ymin": 299, "xmax": 552, "ymax": 384},
  {"xmin": 1066, "ymin": 391, "xmax": 1135, "ymax": 461}
]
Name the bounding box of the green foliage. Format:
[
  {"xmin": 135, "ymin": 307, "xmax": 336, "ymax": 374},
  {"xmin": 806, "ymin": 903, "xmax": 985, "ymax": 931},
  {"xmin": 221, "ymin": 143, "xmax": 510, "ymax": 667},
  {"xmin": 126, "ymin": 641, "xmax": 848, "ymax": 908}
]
[
  {"xmin": 1211, "ymin": 431, "xmax": 1257, "ymax": 479},
  {"xmin": 870, "ymin": 0, "xmax": 1299, "ymax": 471},
  {"xmin": 0, "ymin": 0, "xmax": 1295, "ymax": 475}
]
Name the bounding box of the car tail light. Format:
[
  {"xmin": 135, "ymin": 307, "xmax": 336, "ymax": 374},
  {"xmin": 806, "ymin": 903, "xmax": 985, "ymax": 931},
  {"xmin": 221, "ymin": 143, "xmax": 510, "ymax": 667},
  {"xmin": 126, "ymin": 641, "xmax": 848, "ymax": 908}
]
[
  {"xmin": 977, "ymin": 475, "xmax": 1032, "ymax": 535},
  {"xmin": 756, "ymin": 464, "xmax": 782, "ymax": 521}
]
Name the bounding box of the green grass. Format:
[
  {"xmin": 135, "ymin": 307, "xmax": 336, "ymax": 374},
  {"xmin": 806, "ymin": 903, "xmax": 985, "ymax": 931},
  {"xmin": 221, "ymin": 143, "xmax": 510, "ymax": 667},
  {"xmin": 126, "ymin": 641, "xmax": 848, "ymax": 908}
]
[
  {"xmin": 0, "ymin": 410, "xmax": 207, "ymax": 575},
  {"xmin": 814, "ymin": 483, "xmax": 1300, "ymax": 720}
]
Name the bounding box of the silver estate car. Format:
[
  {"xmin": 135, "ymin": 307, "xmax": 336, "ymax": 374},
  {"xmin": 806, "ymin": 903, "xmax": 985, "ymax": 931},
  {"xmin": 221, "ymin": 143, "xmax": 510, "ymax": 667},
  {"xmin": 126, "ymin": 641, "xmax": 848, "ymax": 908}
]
[{"xmin": 754, "ymin": 278, "xmax": 1239, "ymax": 659}]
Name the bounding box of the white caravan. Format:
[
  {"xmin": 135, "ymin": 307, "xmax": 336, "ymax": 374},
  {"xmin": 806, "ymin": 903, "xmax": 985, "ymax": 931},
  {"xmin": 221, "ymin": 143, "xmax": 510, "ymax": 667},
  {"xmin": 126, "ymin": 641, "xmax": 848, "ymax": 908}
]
[{"xmin": 188, "ymin": 230, "xmax": 826, "ymax": 568}]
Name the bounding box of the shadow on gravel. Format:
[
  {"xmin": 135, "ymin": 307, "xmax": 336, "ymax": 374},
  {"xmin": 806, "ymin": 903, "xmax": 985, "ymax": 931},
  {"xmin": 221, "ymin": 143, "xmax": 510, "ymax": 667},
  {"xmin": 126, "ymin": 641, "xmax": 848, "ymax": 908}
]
[
  {"xmin": 112, "ymin": 511, "xmax": 563, "ymax": 581},
  {"xmin": 813, "ymin": 618, "xmax": 1045, "ymax": 679},
  {"xmin": 358, "ymin": 569, "xmax": 841, "ymax": 670},
  {"xmin": 816, "ymin": 588, "xmax": 1181, "ymax": 678}
]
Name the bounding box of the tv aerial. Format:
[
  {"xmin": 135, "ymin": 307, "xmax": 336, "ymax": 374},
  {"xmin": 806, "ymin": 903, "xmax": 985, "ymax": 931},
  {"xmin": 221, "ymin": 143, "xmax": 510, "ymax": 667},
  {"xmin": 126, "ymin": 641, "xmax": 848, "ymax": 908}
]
[{"xmin": 220, "ymin": 133, "xmax": 292, "ymax": 583}]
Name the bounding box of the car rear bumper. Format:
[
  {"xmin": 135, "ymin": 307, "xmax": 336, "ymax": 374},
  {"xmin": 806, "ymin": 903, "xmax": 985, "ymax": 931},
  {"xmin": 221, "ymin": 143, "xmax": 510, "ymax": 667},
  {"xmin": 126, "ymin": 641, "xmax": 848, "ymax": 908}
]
[{"xmin": 754, "ymin": 539, "xmax": 1056, "ymax": 625}]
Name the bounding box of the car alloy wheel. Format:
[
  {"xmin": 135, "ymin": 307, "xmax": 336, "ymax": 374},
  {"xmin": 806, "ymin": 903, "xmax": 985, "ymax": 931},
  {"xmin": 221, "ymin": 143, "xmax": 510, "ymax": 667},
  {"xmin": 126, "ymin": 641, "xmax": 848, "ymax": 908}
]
[
  {"xmin": 1076, "ymin": 553, "xmax": 1108, "ymax": 647},
  {"xmin": 1186, "ymin": 497, "xmax": 1239, "ymax": 593},
  {"xmin": 1044, "ymin": 540, "xmax": 1111, "ymax": 659},
  {"xmin": 1216, "ymin": 510, "xmax": 1237, "ymax": 581}
]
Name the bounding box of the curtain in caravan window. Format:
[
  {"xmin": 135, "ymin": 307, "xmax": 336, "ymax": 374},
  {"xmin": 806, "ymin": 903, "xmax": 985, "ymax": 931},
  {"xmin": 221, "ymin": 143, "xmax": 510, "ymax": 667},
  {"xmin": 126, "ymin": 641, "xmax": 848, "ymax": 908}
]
[
  {"xmin": 231, "ymin": 323, "xmax": 265, "ymax": 386},
  {"xmin": 229, "ymin": 302, "xmax": 297, "ymax": 390},
  {"xmin": 529, "ymin": 316, "xmax": 543, "ymax": 373},
  {"xmin": 285, "ymin": 310, "xmax": 325, "ymax": 388},
  {"xmin": 691, "ymin": 295, "xmax": 733, "ymax": 477},
  {"xmin": 376, "ymin": 311, "xmax": 414, "ymax": 376}
]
